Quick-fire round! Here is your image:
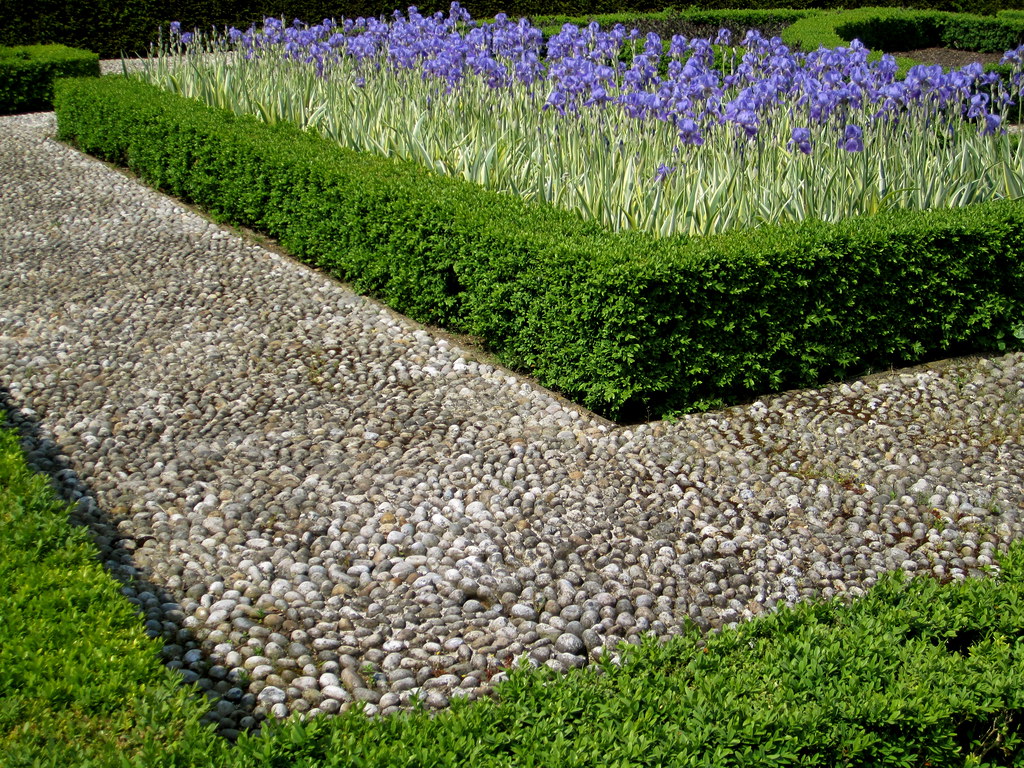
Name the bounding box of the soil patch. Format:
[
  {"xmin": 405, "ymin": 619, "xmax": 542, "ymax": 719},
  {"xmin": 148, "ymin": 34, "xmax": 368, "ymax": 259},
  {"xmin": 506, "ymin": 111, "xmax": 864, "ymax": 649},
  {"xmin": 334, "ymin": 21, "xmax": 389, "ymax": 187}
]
[
  {"xmin": 885, "ymin": 46, "xmax": 1004, "ymax": 67},
  {"xmin": 586, "ymin": 18, "xmax": 791, "ymax": 41}
]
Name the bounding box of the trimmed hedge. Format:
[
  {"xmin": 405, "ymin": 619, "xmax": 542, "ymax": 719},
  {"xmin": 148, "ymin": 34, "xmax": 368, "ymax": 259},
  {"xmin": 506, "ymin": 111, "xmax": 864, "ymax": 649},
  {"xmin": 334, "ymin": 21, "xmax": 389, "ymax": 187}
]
[
  {"xmin": 6, "ymin": 0, "xmax": 1024, "ymax": 59},
  {"xmin": 0, "ymin": 45, "xmax": 98, "ymax": 114},
  {"xmin": 531, "ymin": 8, "xmax": 815, "ymax": 43},
  {"xmin": 782, "ymin": 6, "xmax": 1024, "ymax": 59},
  {"xmin": 55, "ymin": 76, "xmax": 1024, "ymax": 421},
  {"xmin": 0, "ymin": 0, "xmax": 164, "ymax": 61}
]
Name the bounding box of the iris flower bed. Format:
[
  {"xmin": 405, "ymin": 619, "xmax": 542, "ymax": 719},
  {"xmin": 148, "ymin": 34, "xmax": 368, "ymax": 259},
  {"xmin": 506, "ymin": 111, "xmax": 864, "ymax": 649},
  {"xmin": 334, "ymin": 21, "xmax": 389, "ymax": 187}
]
[{"xmin": 139, "ymin": 4, "xmax": 1024, "ymax": 238}]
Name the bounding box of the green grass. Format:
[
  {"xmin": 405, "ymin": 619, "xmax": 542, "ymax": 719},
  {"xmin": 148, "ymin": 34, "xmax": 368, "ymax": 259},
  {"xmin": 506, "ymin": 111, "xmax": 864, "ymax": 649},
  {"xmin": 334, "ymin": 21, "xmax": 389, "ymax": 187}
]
[
  {"xmin": 4, "ymin": 409, "xmax": 1024, "ymax": 766},
  {"xmin": 0, "ymin": 415, "xmax": 216, "ymax": 767}
]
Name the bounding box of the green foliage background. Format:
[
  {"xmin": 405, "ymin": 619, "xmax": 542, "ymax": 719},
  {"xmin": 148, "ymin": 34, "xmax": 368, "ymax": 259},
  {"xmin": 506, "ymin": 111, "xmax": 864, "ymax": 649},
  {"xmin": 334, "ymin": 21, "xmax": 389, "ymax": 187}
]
[{"xmin": 4, "ymin": 0, "xmax": 1024, "ymax": 58}]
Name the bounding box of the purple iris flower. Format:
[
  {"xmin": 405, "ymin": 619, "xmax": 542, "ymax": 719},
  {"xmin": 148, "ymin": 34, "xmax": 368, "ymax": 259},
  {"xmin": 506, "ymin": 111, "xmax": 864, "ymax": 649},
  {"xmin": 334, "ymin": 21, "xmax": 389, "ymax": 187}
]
[
  {"xmin": 654, "ymin": 163, "xmax": 676, "ymax": 182},
  {"xmin": 543, "ymin": 89, "xmax": 567, "ymax": 113},
  {"xmin": 668, "ymin": 35, "xmax": 689, "ymax": 57},
  {"xmin": 841, "ymin": 124, "xmax": 863, "ymax": 152},
  {"xmin": 983, "ymin": 112, "xmax": 1003, "ymax": 135},
  {"xmin": 788, "ymin": 126, "xmax": 812, "ymax": 154},
  {"xmin": 584, "ymin": 85, "xmax": 609, "ymax": 107},
  {"xmin": 179, "ymin": 9, "xmax": 1024, "ymax": 171},
  {"xmin": 677, "ymin": 118, "xmax": 703, "ymax": 146},
  {"xmin": 966, "ymin": 93, "xmax": 989, "ymax": 119},
  {"xmin": 1003, "ymin": 44, "xmax": 1024, "ymax": 66}
]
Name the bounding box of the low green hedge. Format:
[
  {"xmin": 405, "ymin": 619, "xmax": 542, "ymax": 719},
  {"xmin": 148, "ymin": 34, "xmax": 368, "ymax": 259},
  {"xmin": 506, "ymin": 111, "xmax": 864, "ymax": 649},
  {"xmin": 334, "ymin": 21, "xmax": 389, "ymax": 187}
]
[
  {"xmin": 55, "ymin": 75, "xmax": 1024, "ymax": 421},
  {"xmin": 0, "ymin": 45, "xmax": 98, "ymax": 114},
  {"xmin": 783, "ymin": 7, "xmax": 1024, "ymax": 69}
]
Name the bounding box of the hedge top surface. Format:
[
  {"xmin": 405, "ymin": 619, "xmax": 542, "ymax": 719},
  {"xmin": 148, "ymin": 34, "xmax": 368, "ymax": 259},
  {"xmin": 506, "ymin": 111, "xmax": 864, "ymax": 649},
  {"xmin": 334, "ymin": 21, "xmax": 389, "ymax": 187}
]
[
  {"xmin": 782, "ymin": 5, "xmax": 1024, "ymax": 62},
  {"xmin": 0, "ymin": 44, "xmax": 99, "ymax": 62}
]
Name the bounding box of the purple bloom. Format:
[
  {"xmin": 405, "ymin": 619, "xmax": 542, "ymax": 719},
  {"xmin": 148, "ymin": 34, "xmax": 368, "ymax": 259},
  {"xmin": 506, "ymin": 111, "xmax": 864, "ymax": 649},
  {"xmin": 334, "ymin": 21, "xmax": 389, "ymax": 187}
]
[
  {"xmin": 178, "ymin": 9, "xmax": 1024, "ymax": 178},
  {"xmin": 841, "ymin": 124, "xmax": 863, "ymax": 152},
  {"xmin": 983, "ymin": 112, "xmax": 1003, "ymax": 135},
  {"xmin": 677, "ymin": 118, "xmax": 704, "ymax": 146},
  {"xmin": 584, "ymin": 85, "xmax": 609, "ymax": 107},
  {"xmin": 543, "ymin": 89, "xmax": 566, "ymax": 113},
  {"xmin": 669, "ymin": 35, "xmax": 689, "ymax": 57},
  {"xmin": 731, "ymin": 108, "xmax": 759, "ymax": 138},
  {"xmin": 1003, "ymin": 44, "xmax": 1024, "ymax": 66},
  {"xmin": 644, "ymin": 32, "xmax": 662, "ymax": 56},
  {"xmin": 966, "ymin": 92, "xmax": 989, "ymax": 119},
  {"xmin": 788, "ymin": 126, "xmax": 812, "ymax": 154},
  {"xmin": 654, "ymin": 163, "xmax": 676, "ymax": 182}
]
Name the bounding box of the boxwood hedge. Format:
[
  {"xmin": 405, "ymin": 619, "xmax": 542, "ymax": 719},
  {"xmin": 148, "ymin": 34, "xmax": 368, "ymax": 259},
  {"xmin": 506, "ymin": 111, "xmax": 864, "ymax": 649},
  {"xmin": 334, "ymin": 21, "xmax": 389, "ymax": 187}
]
[
  {"xmin": 782, "ymin": 6, "xmax": 1024, "ymax": 65},
  {"xmin": 0, "ymin": 44, "xmax": 98, "ymax": 114}
]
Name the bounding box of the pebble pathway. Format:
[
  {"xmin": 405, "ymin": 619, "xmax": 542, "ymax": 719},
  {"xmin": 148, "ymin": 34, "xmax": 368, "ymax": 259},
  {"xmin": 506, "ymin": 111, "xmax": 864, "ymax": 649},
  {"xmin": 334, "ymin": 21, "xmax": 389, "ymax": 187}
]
[{"xmin": 3, "ymin": 108, "xmax": 1024, "ymax": 736}]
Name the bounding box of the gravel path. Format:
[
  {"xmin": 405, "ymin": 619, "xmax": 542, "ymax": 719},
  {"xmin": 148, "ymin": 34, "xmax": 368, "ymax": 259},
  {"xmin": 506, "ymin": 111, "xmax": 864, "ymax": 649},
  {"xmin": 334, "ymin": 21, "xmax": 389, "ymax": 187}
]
[{"xmin": 3, "ymin": 109, "xmax": 1024, "ymax": 735}]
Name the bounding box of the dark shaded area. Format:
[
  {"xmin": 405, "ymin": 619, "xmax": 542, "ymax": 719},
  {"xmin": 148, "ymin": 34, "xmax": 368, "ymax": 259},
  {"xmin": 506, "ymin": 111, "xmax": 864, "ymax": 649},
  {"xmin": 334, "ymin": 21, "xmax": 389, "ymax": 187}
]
[
  {"xmin": 0, "ymin": 386, "xmax": 258, "ymax": 738},
  {"xmin": 5, "ymin": 0, "xmax": 1024, "ymax": 59},
  {"xmin": 945, "ymin": 627, "xmax": 984, "ymax": 655}
]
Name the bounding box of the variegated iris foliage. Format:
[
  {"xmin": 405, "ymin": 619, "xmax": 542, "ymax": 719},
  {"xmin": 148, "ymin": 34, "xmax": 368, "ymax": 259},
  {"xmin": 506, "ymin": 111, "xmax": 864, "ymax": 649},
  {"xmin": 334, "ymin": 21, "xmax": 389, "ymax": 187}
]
[{"xmin": 140, "ymin": 7, "xmax": 1024, "ymax": 237}]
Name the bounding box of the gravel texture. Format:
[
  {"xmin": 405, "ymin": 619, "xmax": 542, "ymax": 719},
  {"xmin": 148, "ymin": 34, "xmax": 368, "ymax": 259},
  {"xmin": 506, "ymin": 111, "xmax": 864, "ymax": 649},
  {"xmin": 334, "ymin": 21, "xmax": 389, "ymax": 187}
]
[{"xmin": 3, "ymin": 109, "xmax": 1024, "ymax": 736}]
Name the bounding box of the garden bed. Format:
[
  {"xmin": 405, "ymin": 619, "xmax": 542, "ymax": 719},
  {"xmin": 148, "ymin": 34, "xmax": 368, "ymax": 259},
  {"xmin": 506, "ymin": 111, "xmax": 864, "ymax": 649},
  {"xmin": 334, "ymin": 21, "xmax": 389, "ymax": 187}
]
[
  {"xmin": 886, "ymin": 45, "xmax": 1006, "ymax": 66},
  {"xmin": 50, "ymin": 5, "xmax": 1024, "ymax": 420}
]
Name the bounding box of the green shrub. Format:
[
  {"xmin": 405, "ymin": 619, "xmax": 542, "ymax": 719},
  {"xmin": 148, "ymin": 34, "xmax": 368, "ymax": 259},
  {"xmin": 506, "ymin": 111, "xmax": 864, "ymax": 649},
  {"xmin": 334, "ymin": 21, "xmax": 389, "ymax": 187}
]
[
  {"xmin": 0, "ymin": 0, "xmax": 162, "ymax": 60},
  {"xmin": 783, "ymin": 7, "xmax": 1024, "ymax": 63},
  {"xmin": 54, "ymin": 75, "xmax": 1024, "ymax": 421},
  {"xmin": 531, "ymin": 7, "xmax": 816, "ymax": 38},
  {"xmin": 0, "ymin": 44, "xmax": 98, "ymax": 114}
]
